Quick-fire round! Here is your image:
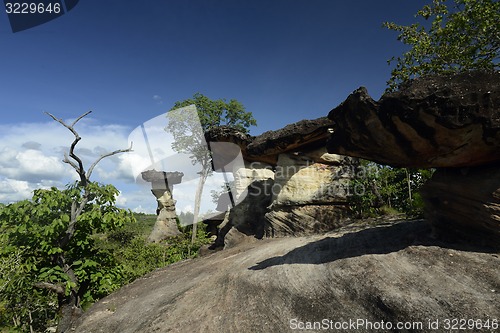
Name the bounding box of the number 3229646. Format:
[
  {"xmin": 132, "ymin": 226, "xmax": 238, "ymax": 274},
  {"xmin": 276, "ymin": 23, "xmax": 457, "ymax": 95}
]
[{"xmin": 5, "ymin": 2, "xmax": 61, "ymax": 14}]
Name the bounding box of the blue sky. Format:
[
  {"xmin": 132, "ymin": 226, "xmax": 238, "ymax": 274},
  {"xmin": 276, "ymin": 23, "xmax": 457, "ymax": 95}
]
[{"xmin": 0, "ymin": 0, "xmax": 428, "ymax": 214}]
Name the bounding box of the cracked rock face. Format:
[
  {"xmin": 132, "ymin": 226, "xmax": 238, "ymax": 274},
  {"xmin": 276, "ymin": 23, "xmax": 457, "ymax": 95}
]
[{"xmin": 327, "ymin": 71, "xmax": 500, "ymax": 168}]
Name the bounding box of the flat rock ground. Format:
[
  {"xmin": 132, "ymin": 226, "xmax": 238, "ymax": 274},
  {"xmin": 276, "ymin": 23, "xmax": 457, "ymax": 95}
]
[{"xmin": 74, "ymin": 219, "xmax": 499, "ymax": 333}]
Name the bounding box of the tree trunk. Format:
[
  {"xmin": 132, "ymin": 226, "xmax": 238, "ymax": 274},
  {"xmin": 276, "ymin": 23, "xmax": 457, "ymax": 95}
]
[
  {"xmin": 405, "ymin": 168, "xmax": 412, "ymax": 203},
  {"xmin": 56, "ymin": 292, "xmax": 82, "ymax": 333},
  {"xmin": 191, "ymin": 167, "xmax": 209, "ymax": 244}
]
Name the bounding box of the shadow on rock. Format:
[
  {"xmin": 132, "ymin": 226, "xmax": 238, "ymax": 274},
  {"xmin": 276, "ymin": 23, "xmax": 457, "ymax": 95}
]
[{"xmin": 249, "ymin": 219, "xmax": 498, "ymax": 270}]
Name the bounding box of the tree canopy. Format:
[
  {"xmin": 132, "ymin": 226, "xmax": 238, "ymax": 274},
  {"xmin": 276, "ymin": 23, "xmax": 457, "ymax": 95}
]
[
  {"xmin": 165, "ymin": 93, "xmax": 256, "ymax": 242},
  {"xmin": 0, "ymin": 112, "xmax": 133, "ymax": 332},
  {"xmin": 384, "ymin": 0, "xmax": 500, "ymax": 90},
  {"xmin": 169, "ymin": 92, "xmax": 257, "ymax": 134}
]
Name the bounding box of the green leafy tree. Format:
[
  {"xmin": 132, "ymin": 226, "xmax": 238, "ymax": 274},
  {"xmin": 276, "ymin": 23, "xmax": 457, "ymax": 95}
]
[
  {"xmin": 165, "ymin": 93, "xmax": 256, "ymax": 243},
  {"xmin": 0, "ymin": 112, "xmax": 133, "ymax": 332},
  {"xmin": 384, "ymin": 0, "xmax": 500, "ymax": 90},
  {"xmin": 350, "ymin": 161, "xmax": 433, "ymax": 218}
]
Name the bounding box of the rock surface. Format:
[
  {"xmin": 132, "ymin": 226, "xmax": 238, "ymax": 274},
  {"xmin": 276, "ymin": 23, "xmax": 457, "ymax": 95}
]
[
  {"xmin": 73, "ymin": 219, "xmax": 499, "ymax": 333},
  {"xmin": 205, "ymin": 119, "xmax": 357, "ymax": 246},
  {"xmin": 141, "ymin": 170, "xmax": 184, "ymax": 242},
  {"xmin": 421, "ymin": 163, "xmax": 500, "ymax": 245},
  {"xmin": 265, "ymin": 205, "xmax": 350, "ymax": 237},
  {"xmin": 206, "ymin": 117, "xmax": 335, "ymax": 166},
  {"xmin": 233, "ymin": 161, "xmax": 275, "ymax": 201},
  {"xmin": 327, "ymin": 71, "xmax": 500, "ymax": 168},
  {"xmin": 213, "ymin": 179, "xmax": 274, "ymax": 249},
  {"xmin": 271, "ymin": 153, "xmax": 352, "ymax": 206}
]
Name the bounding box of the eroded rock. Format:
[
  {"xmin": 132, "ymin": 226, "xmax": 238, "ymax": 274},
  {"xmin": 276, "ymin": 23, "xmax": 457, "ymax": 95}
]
[
  {"xmin": 421, "ymin": 163, "xmax": 500, "ymax": 245},
  {"xmin": 327, "ymin": 71, "xmax": 500, "ymax": 168},
  {"xmin": 73, "ymin": 219, "xmax": 500, "ymax": 333},
  {"xmin": 141, "ymin": 170, "xmax": 184, "ymax": 242}
]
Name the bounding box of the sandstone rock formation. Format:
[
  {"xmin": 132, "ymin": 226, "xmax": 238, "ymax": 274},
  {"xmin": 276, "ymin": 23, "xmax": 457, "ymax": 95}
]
[
  {"xmin": 421, "ymin": 163, "xmax": 500, "ymax": 244},
  {"xmin": 326, "ymin": 71, "xmax": 500, "ymax": 245},
  {"xmin": 207, "ymin": 117, "xmax": 336, "ymax": 165},
  {"xmin": 213, "ymin": 179, "xmax": 274, "ymax": 249},
  {"xmin": 141, "ymin": 170, "xmax": 184, "ymax": 242},
  {"xmin": 265, "ymin": 151, "xmax": 354, "ymax": 237},
  {"xmin": 327, "ymin": 71, "xmax": 500, "ymax": 168},
  {"xmin": 205, "ymin": 119, "xmax": 358, "ymax": 246},
  {"xmin": 73, "ymin": 219, "xmax": 500, "ymax": 333}
]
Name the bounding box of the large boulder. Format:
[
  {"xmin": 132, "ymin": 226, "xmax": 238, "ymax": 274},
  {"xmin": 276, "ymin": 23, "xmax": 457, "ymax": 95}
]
[
  {"xmin": 246, "ymin": 117, "xmax": 334, "ymax": 165},
  {"xmin": 206, "ymin": 117, "xmax": 335, "ymax": 166},
  {"xmin": 264, "ymin": 152, "xmax": 355, "ymax": 237},
  {"xmin": 205, "ymin": 119, "xmax": 357, "ymax": 243},
  {"xmin": 327, "ymin": 71, "xmax": 500, "ymax": 168},
  {"xmin": 232, "ymin": 161, "xmax": 275, "ymax": 201},
  {"xmin": 73, "ymin": 219, "xmax": 499, "ymax": 333},
  {"xmin": 421, "ymin": 163, "xmax": 500, "ymax": 245},
  {"xmin": 212, "ymin": 179, "xmax": 275, "ymax": 249},
  {"xmin": 265, "ymin": 205, "xmax": 350, "ymax": 237},
  {"xmin": 271, "ymin": 153, "xmax": 352, "ymax": 206}
]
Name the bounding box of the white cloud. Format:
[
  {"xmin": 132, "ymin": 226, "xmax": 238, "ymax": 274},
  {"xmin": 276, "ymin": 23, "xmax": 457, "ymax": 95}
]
[
  {"xmin": 115, "ymin": 191, "xmax": 128, "ymax": 206},
  {"xmin": 132, "ymin": 205, "xmax": 150, "ymax": 214},
  {"xmin": 0, "ymin": 178, "xmax": 32, "ymax": 202},
  {"xmin": 0, "ymin": 177, "xmax": 64, "ymax": 203},
  {"xmin": 153, "ymin": 95, "xmax": 163, "ymax": 105},
  {"xmin": 181, "ymin": 204, "xmax": 193, "ymax": 213},
  {"xmin": 0, "ymin": 112, "xmax": 243, "ymax": 217},
  {"xmin": 0, "ymin": 118, "xmax": 136, "ymax": 206}
]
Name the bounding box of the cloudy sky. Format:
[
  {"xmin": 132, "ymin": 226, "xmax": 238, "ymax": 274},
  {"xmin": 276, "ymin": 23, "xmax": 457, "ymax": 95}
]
[{"xmin": 0, "ymin": 0, "xmax": 428, "ymax": 214}]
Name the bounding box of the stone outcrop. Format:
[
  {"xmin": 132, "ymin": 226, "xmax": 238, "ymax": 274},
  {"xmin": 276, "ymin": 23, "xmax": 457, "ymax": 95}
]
[
  {"xmin": 73, "ymin": 219, "xmax": 500, "ymax": 333},
  {"xmin": 421, "ymin": 163, "xmax": 500, "ymax": 244},
  {"xmin": 326, "ymin": 71, "xmax": 500, "ymax": 244},
  {"xmin": 205, "ymin": 120, "xmax": 357, "ymax": 247},
  {"xmin": 232, "ymin": 161, "xmax": 274, "ymax": 201},
  {"xmin": 213, "ymin": 179, "xmax": 275, "ymax": 249},
  {"xmin": 265, "ymin": 151, "xmax": 354, "ymax": 237},
  {"xmin": 327, "ymin": 71, "xmax": 500, "ymax": 168},
  {"xmin": 141, "ymin": 170, "xmax": 184, "ymax": 242},
  {"xmin": 207, "ymin": 117, "xmax": 335, "ymax": 165}
]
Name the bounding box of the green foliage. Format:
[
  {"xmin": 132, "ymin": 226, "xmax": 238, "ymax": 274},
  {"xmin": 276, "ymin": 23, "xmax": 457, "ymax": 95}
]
[
  {"xmin": 349, "ymin": 160, "xmax": 434, "ymax": 218},
  {"xmin": 94, "ymin": 216, "xmax": 211, "ymax": 283},
  {"xmin": 165, "ymin": 93, "xmax": 256, "ymax": 242},
  {"xmin": 384, "ymin": 0, "xmax": 500, "ymax": 90},
  {"xmin": 170, "ymin": 92, "xmax": 257, "ymax": 134},
  {"xmin": 165, "ymin": 93, "xmax": 257, "ymax": 168},
  {"xmin": 0, "ymin": 199, "xmax": 213, "ymax": 332},
  {"xmin": 0, "ymin": 183, "xmax": 134, "ymax": 331}
]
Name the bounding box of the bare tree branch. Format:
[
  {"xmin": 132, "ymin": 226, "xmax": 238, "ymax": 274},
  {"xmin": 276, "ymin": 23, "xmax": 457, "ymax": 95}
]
[
  {"xmin": 47, "ymin": 111, "xmax": 133, "ymax": 249},
  {"xmin": 70, "ymin": 110, "xmax": 92, "ymax": 128},
  {"xmin": 45, "ymin": 111, "xmax": 88, "ymax": 185},
  {"xmin": 63, "ymin": 152, "xmax": 80, "ymax": 173},
  {"xmin": 34, "ymin": 282, "xmax": 65, "ymax": 295},
  {"xmin": 86, "ymin": 143, "xmax": 133, "ymax": 180}
]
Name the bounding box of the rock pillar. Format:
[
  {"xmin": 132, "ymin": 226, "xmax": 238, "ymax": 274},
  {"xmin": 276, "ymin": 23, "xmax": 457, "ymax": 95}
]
[{"xmin": 141, "ymin": 170, "xmax": 184, "ymax": 243}]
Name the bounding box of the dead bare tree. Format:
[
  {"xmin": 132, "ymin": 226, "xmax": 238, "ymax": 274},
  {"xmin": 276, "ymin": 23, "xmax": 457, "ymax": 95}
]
[{"xmin": 35, "ymin": 111, "xmax": 132, "ymax": 332}]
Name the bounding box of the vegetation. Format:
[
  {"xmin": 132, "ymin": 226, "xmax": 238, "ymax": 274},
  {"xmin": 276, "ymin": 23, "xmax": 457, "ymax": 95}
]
[
  {"xmin": 0, "ymin": 209, "xmax": 210, "ymax": 332},
  {"xmin": 349, "ymin": 160, "xmax": 434, "ymax": 218},
  {"xmin": 165, "ymin": 93, "xmax": 256, "ymax": 242},
  {"xmin": 0, "ymin": 112, "xmax": 210, "ymax": 333},
  {"xmin": 0, "ymin": 184, "xmax": 133, "ymax": 332},
  {"xmin": 384, "ymin": 0, "xmax": 500, "ymax": 90}
]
